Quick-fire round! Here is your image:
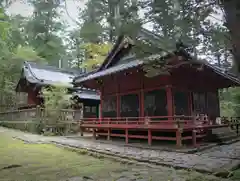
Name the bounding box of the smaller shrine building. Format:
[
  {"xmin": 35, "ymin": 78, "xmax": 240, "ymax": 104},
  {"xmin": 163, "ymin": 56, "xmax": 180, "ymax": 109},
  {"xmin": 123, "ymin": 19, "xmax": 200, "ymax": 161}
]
[{"xmin": 16, "ymin": 61, "xmax": 100, "ymax": 118}]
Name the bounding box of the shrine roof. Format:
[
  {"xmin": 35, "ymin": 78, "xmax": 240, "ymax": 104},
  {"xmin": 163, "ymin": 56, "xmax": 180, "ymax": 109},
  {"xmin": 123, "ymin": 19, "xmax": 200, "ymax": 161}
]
[
  {"xmin": 17, "ymin": 61, "xmax": 83, "ymax": 88},
  {"xmin": 76, "ymin": 58, "xmax": 143, "ymax": 83},
  {"xmin": 16, "ymin": 62, "xmax": 100, "ymax": 101},
  {"xmin": 73, "ymin": 28, "xmax": 240, "ymax": 87},
  {"xmin": 74, "ymin": 55, "xmax": 240, "ymax": 86}
]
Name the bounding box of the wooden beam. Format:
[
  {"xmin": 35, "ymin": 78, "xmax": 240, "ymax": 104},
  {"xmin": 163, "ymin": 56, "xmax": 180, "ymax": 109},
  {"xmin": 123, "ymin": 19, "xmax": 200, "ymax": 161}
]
[
  {"xmin": 176, "ymin": 128, "xmax": 182, "ymax": 147},
  {"xmin": 125, "ymin": 129, "xmax": 129, "ymax": 144},
  {"xmin": 148, "ymin": 129, "xmax": 152, "ymax": 146}
]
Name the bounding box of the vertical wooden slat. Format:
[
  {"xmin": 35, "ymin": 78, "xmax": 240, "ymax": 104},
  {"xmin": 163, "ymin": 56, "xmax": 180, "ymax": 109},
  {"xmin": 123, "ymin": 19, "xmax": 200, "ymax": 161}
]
[
  {"xmin": 125, "ymin": 129, "xmax": 129, "ymax": 144},
  {"xmin": 192, "ymin": 130, "xmax": 197, "ymax": 147},
  {"xmin": 148, "ymin": 129, "xmax": 152, "ymax": 146},
  {"xmin": 107, "ymin": 128, "xmax": 111, "ymax": 140},
  {"xmin": 176, "ymin": 128, "xmax": 182, "ymax": 147}
]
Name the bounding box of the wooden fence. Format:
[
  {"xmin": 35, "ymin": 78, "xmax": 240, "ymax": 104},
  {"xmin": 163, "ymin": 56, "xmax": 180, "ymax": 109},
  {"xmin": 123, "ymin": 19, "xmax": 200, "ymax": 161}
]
[
  {"xmin": 0, "ymin": 107, "xmax": 239, "ymax": 144},
  {"xmin": 0, "ymin": 107, "xmax": 83, "ymax": 135}
]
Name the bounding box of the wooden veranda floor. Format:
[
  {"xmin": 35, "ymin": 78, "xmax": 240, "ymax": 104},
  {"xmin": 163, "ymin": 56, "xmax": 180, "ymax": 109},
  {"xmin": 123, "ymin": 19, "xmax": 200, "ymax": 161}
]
[{"xmin": 79, "ymin": 116, "xmax": 238, "ymax": 147}]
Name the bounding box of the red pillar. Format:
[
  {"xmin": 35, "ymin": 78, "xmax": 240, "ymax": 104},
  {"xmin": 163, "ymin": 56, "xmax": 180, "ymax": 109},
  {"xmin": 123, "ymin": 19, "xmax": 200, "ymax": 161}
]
[
  {"xmin": 99, "ymin": 89, "xmax": 103, "ymax": 120},
  {"xmin": 166, "ymin": 86, "xmax": 173, "ymax": 121},
  {"xmin": 116, "ymin": 75, "xmax": 120, "ymax": 118},
  {"xmin": 140, "ymin": 89, "xmax": 144, "ymax": 117},
  {"xmin": 27, "ymin": 89, "xmax": 37, "ymax": 105},
  {"xmin": 140, "ymin": 73, "xmax": 144, "ymax": 118}
]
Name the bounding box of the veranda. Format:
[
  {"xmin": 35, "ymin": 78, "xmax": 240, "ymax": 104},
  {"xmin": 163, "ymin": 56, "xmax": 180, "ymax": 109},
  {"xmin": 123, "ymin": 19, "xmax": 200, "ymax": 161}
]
[{"xmin": 74, "ymin": 33, "xmax": 240, "ymax": 147}]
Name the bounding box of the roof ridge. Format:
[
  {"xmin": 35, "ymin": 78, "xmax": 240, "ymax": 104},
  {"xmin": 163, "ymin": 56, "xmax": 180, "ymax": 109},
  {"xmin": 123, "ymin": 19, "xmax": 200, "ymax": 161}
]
[{"xmin": 24, "ymin": 61, "xmax": 84, "ymax": 75}]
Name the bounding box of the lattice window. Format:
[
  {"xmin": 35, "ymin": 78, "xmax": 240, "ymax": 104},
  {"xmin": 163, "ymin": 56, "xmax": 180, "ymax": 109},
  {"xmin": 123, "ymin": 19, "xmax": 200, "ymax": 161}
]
[
  {"xmin": 174, "ymin": 91, "xmax": 189, "ymax": 115},
  {"xmin": 192, "ymin": 92, "xmax": 207, "ymax": 114},
  {"xmin": 102, "ymin": 96, "xmax": 117, "ymax": 117},
  {"xmin": 120, "ymin": 94, "xmax": 139, "ymax": 117},
  {"xmin": 206, "ymin": 91, "xmax": 220, "ymax": 119},
  {"xmin": 144, "ymin": 89, "xmax": 167, "ymax": 117}
]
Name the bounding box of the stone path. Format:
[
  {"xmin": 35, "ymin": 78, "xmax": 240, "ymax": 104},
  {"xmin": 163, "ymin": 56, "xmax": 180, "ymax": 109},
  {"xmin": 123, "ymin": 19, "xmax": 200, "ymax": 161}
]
[{"xmin": 1, "ymin": 127, "xmax": 239, "ymax": 173}]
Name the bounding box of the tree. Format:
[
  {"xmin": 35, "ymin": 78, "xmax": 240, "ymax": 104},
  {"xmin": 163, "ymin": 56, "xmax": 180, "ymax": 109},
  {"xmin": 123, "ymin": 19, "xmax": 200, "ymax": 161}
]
[
  {"xmin": 42, "ymin": 85, "xmax": 72, "ymax": 134},
  {"xmin": 221, "ymin": 0, "xmax": 240, "ymax": 73},
  {"xmin": 220, "ymin": 87, "xmax": 240, "ymax": 117},
  {"xmin": 0, "ymin": 5, "xmax": 45, "ymax": 105},
  {"xmin": 25, "ymin": 0, "xmax": 66, "ymax": 66},
  {"xmin": 77, "ymin": 0, "xmax": 142, "ymax": 42},
  {"xmin": 80, "ymin": 43, "xmax": 112, "ymax": 71}
]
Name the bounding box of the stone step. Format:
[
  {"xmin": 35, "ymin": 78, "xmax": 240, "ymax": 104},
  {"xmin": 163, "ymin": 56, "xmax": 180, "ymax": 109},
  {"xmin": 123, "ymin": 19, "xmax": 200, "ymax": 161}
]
[{"xmin": 210, "ymin": 127, "xmax": 238, "ymax": 143}]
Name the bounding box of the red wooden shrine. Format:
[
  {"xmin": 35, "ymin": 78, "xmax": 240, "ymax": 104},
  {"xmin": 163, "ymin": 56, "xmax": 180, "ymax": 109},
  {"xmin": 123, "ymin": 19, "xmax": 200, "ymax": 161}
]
[
  {"xmin": 74, "ymin": 30, "xmax": 240, "ymax": 147},
  {"xmin": 15, "ymin": 61, "xmax": 100, "ymax": 118}
]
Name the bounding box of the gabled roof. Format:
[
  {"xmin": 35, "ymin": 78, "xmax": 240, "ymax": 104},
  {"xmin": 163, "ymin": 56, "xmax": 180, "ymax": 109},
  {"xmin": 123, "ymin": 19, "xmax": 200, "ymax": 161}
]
[
  {"xmin": 73, "ymin": 28, "xmax": 240, "ymax": 87},
  {"xmin": 16, "ymin": 61, "xmax": 84, "ymax": 91},
  {"xmin": 16, "ymin": 61, "xmax": 100, "ymax": 101}
]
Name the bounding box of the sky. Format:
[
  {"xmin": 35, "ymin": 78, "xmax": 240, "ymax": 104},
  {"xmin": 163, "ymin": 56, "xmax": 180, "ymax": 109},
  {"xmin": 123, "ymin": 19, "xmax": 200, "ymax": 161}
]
[{"xmin": 6, "ymin": 0, "xmax": 86, "ymax": 30}]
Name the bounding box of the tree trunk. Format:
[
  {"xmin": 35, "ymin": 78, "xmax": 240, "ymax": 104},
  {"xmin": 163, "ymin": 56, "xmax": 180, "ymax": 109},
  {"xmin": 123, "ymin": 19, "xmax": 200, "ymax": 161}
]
[{"xmin": 222, "ymin": 0, "xmax": 240, "ymax": 73}]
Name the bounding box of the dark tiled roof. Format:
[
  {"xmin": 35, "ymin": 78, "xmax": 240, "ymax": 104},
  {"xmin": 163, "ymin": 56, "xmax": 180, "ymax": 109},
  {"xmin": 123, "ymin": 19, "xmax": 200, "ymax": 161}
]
[
  {"xmin": 73, "ymin": 27, "xmax": 240, "ymax": 86},
  {"xmin": 74, "ymin": 53, "xmax": 240, "ymax": 86},
  {"xmin": 16, "ymin": 61, "xmax": 100, "ymax": 101},
  {"xmin": 73, "ymin": 27, "xmax": 176, "ymax": 84},
  {"xmin": 76, "ymin": 59, "xmax": 143, "ymax": 82},
  {"xmin": 205, "ymin": 63, "xmax": 240, "ymax": 85},
  {"xmin": 20, "ymin": 61, "xmax": 84, "ymax": 88}
]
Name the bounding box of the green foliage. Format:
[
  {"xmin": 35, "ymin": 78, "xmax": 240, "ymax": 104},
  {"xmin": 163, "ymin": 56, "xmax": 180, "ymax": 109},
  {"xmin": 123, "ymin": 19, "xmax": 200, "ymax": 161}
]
[
  {"xmin": 232, "ymin": 168, "xmax": 240, "ymax": 181},
  {"xmin": 0, "ymin": 0, "xmax": 238, "ymax": 119},
  {"xmin": 25, "ymin": 0, "xmax": 66, "ymax": 66},
  {"xmin": 77, "ymin": 0, "xmax": 142, "ymax": 42},
  {"xmin": 0, "ymin": 133, "xmax": 124, "ymax": 181},
  {"xmin": 220, "ymin": 88, "xmax": 240, "ymax": 117},
  {"xmin": 0, "ymin": 1, "xmax": 66, "ymax": 105},
  {"xmin": 80, "ymin": 21, "xmax": 104, "ymax": 43},
  {"xmin": 13, "ymin": 46, "xmax": 46, "ymax": 62},
  {"xmin": 80, "ymin": 43, "xmax": 112, "ymax": 71},
  {"xmin": 0, "ymin": 121, "xmax": 44, "ymax": 134},
  {"xmin": 41, "ymin": 85, "xmax": 72, "ymax": 135},
  {"xmin": 0, "ymin": 8, "xmax": 31, "ymax": 105},
  {"xmin": 42, "ymin": 85, "xmax": 71, "ymax": 115}
]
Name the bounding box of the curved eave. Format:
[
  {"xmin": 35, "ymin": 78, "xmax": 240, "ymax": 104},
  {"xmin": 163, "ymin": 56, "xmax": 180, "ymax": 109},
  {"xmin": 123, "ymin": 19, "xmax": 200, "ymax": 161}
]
[
  {"xmin": 74, "ymin": 59, "xmax": 240, "ymax": 89},
  {"xmin": 22, "ymin": 61, "xmax": 74, "ymax": 87},
  {"xmin": 73, "ymin": 59, "xmax": 143, "ymax": 85},
  {"xmin": 205, "ymin": 63, "xmax": 240, "ymax": 87}
]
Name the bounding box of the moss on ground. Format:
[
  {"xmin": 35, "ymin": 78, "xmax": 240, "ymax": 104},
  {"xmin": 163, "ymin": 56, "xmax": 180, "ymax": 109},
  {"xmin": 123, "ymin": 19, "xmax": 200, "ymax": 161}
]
[
  {"xmin": 0, "ymin": 130, "xmax": 236, "ymax": 181},
  {"xmin": 0, "ymin": 133, "xmax": 124, "ymax": 181},
  {"xmin": 232, "ymin": 168, "xmax": 240, "ymax": 180}
]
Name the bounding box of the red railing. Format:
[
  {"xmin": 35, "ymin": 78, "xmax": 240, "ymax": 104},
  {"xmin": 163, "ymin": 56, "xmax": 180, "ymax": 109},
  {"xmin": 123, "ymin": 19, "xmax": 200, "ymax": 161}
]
[
  {"xmin": 79, "ymin": 115, "xmax": 211, "ymax": 128},
  {"xmin": 78, "ymin": 115, "xmax": 239, "ymax": 147}
]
